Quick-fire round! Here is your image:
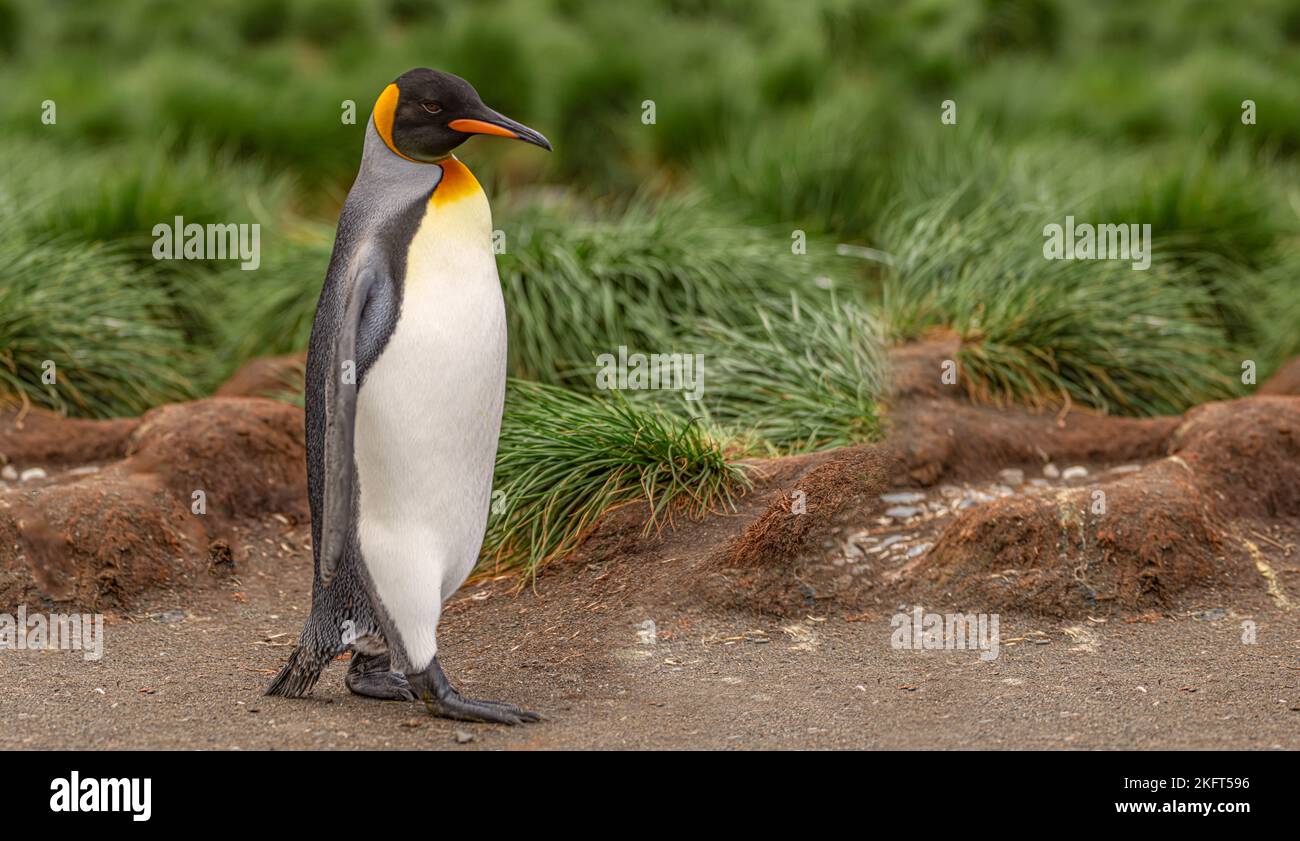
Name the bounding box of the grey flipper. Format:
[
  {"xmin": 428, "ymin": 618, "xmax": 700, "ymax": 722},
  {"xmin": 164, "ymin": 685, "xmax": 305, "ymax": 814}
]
[
  {"xmin": 319, "ymin": 258, "xmax": 382, "ymax": 586},
  {"xmin": 265, "ymin": 250, "xmax": 402, "ymax": 697}
]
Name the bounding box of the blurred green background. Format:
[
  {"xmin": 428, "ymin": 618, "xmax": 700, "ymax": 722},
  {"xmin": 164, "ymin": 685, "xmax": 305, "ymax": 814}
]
[{"xmin": 2, "ymin": 0, "xmax": 1298, "ymax": 568}]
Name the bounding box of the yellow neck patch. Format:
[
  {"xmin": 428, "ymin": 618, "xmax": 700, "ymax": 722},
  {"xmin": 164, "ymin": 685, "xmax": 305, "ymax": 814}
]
[
  {"xmin": 372, "ymin": 83, "xmax": 421, "ymax": 163},
  {"xmin": 372, "ymin": 83, "xmax": 483, "ymax": 205},
  {"xmin": 431, "ymin": 157, "xmax": 483, "ymax": 206}
]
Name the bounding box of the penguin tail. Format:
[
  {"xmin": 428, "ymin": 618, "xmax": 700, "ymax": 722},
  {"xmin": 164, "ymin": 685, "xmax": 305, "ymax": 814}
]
[{"xmin": 265, "ymin": 643, "xmax": 333, "ymax": 698}]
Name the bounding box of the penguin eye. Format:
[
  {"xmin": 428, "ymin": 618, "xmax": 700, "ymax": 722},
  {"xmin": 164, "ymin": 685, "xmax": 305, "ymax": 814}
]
[{"xmin": 421, "ymin": 101, "xmax": 443, "ymax": 115}]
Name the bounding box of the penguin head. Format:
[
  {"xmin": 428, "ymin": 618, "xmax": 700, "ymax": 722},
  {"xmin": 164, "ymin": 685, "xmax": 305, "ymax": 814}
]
[{"xmin": 372, "ymin": 68, "xmax": 552, "ymax": 163}]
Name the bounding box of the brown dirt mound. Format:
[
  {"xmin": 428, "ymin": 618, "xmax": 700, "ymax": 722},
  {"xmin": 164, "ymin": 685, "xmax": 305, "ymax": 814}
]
[
  {"xmin": 215, "ymin": 353, "xmax": 306, "ymax": 399},
  {"xmin": 887, "ymin": 330, "xmax": 962, "ymax": 400},
  {"xmin": 0, "ymin": 473, "xmax": 204, "ymax": 606},
  {"xmin": 903, "ymin": 461, "xmax": 1227, "ymax": 615},
  {"xmin": 887, "ymin": 398, "xmax": 1178, "ymax": 485},
  {"xmin": 704, "ymin": 446, "xmax": 895, "ymax": 613},
  {"xmin": 1171, "ymin": 396, "xmax": 1300, "ymax": 518},
  {"xmin": 0, "ymin": 398, "xmax": 306, "ymax": 608},
  {"xmin": 126, "ymin": 398, "xmax": 308, "ymax": 526},
  {"xmin": 884, "ymin": 337, "xmax": 1179, "ymax": 483},
  {"xmin": 903, "ymin": 396, "xmax": 1300, "ymax": 616},
  {"xmin": 0, "ymin": 409, "xmax": 138, "ymax": 467},
  {"xmin": 1259, "ymin": 356, "xmax": 1300, "ymax": 396}
]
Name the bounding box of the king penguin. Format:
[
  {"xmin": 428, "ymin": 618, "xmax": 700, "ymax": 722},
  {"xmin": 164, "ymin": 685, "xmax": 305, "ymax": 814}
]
[{"xmin": 266, "ymin": 68, "xmax": 550, "ymax": 724}]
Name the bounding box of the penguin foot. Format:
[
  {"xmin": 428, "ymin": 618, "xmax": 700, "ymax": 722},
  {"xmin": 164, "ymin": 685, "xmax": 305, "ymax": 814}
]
[
  {"xmin": 409, "ymin": 657, "xmax": 541, "ymax": 725},
  {"xmin": 346, "ymin": 651, "xmax": 416, "ymax": 701}
]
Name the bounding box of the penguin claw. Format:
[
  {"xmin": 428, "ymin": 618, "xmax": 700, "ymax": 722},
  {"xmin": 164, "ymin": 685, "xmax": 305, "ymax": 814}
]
[
  {"xmin": 346, "ymin": 670, "xmax": 417, "ymax": 701},
  {"xmin": 422, "ymin": 694, "xmax": 539, "ymax": 725},
  {"xmin": 346, "ymin": 651, "xmax": 417, "ymax": 701},
  {"xmin": 474, "ymin": 699, "xmax": 543, "ymax": 722},
  {"xmin": 408, "ymin": 656, "xmax": 541, "ymax": 725}
]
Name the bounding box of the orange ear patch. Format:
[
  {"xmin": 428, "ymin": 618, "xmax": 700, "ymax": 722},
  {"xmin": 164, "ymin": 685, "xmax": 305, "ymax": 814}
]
[
  {"xmin": 372, "ymin": 83, "xmax": 420, "ymax": 163},
  {"xmin": 431, "ymin": 157, "xmax": 483, "ymax": 206}
]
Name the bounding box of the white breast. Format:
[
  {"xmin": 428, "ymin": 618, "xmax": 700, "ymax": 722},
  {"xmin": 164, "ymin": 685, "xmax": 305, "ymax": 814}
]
[{"xmin": 353, "ymin": 181, "xmax": 505, "ymax": 670}]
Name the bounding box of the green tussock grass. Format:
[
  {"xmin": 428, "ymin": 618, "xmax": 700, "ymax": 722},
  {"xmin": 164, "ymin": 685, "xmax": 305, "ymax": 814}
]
[
  {"xmin": 498, "ymin": 195, "xmax": 850, "ymax": 387},
  {"xmin": 1246, "ymin": 248, "xmax": 1300, "ymax": 379},
  {"xmin": 687, "ymin": 294, "xmax": 889, "ymax": 453},
  {"xmin": 4, "ymin": 135, "xmax": 295, "ymax": 350},
  {"xmin": 0, "ymin": 223, "xmax": 196, "ymax": 417},
  {"xmin": 211, "ymin": 227, "xmax": 334, "ymax": 368},
  {"xmin": 880, "ymin": 190, "xmax": 1238, "ymax": 416},
  {"xmin": 1087, "ymin": 141, "xmax": 1294, "ymax": 344},
  {"xmin": 1092, "ymin": 142, "xmax": 1285, "ymax": 270},
  {"xmin": 482, "ymin": 379, "xmax": 747, "ymax": 576},
  {"xmin": 6, "ymin": 135, "xmax": 290, "ymax": 251},
  {"xmin": 702, "ymin": 84, "xmax": 910, "ymax": 239}
]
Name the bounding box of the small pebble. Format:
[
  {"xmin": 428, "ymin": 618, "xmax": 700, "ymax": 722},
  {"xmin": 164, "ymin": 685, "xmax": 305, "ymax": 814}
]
[
  {"xmin": 879, "ymin": 535, "xmax": 905, "ymax": 548},
  {"xmin": 884, "ymin": 505, "xmax": 922, "ymax": 519},
  {"xmin": 19, "ymin": 467, "xmax": 47, "ymax": 482},
  {"xmin": 997, "ymin": 468, "xmax": 1024, "ymax": 485},
  {"xmin": 880, "ymin": 491, "xmax": 926, "ymax": 505},
  {"xmin": 1062, "ymin": 465, "xmax": 1089, "ymax": 481},
  {"xmin": 67, "ymin": 465, "xmax": 100, "ymax": 476},
  {"xmin": 454, "ymin": 730, "xmax": 475, "ymax": 744},
  {"xmin": 990, "ymin": 484, "xmax": 1015, "ymax": 497},
  {"xmin": 906, "ymin": 543, "xmax": 931, "ymax": 558},
  {"xmin": 1111, "ymin": 464, "xmax": 1141, "ymax": 474},
  {"xmin": 1, "ymin": 465, "xmax": 16, "ymax": 480},
  {"xmin": 1042, "ymin": 463, "xmax": 1060, "ymax": 479}
]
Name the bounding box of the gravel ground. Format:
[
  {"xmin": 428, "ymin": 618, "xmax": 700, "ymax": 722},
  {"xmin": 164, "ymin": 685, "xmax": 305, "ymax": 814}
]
[{"xmin": 3, "ymin": 545, "xmax": 1296, "ymax": 750}]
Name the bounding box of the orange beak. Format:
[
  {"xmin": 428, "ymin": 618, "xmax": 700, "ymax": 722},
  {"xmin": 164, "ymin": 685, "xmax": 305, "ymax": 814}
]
[
  {"xmin": 448, "ymin": 119, "xmax": 518, "ymax": 139},
  {"xmin": 447, "ymin": 112, "xmax": 552, "ymax": 151}
]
